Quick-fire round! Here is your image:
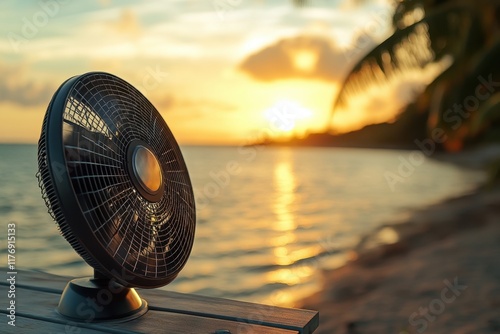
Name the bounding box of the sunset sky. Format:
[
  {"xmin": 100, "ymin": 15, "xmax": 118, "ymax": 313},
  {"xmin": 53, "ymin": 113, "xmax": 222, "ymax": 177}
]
[{"xmin": 0, "ymin": 0, "xmax": 395, "ymax": 145}]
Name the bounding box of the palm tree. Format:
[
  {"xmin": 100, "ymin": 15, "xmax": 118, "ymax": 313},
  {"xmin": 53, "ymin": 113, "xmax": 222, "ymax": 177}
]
[{"xmin": 331, "ymin": 0, "xmax": 500, "ymax": 152}]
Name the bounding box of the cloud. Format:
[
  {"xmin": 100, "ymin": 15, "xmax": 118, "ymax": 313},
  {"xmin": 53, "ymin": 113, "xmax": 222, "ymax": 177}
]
[
  {"xmin": 239, "ymin": 35, "xmax": 351, "ymax": 82},
  {"xmin": 110, "ymin": 8, "xmax": 142, "ymax": 37},
  {"xmin": 154, "ymin": 94, "xmax": 237, "ymax": 115},
  {"xmin": 0, "ymin": 63, "xmax": 54, "ymax": 107}
]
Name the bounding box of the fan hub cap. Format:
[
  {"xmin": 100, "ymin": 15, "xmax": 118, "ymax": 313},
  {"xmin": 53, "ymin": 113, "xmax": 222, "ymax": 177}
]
[
  {"xmin": 127, "ymin": 140, "xmax": 165, "ymax": 202},
  {"xmin": 132, "ymin": 145, "xmax": 162, "ymax": 193}
]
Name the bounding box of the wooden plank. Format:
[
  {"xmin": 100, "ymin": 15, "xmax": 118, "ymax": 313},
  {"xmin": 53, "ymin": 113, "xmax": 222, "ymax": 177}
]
[
  {"xmin": 1, "ymin": 285, "xmax": 298, "ymax": 334},
  {"xmin": 0, "ymin": 315, "xmax": 104, "ymax": 334},
  {"xmin": 0, "ymin": 279, "xmax": 299, "ymax": 333},
  {"xmin": 142, "ymin": 290, "xmax": 318, "ymax": 334},
  {"xmin": 1, "ymin": 269, "xmax": 319, "ymax": 334}
]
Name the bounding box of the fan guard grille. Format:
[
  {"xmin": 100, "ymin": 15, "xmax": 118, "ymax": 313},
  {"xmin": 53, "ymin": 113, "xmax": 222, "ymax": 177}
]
[{"xmin": 37, "ymin": 73, "xmax": 195, "ymax": 287}]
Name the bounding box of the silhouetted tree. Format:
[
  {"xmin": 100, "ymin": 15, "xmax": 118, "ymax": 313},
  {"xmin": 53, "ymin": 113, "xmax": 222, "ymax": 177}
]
[{"xmin": 332, "ymin": 0, "xmax": 500, "ymax": 152}]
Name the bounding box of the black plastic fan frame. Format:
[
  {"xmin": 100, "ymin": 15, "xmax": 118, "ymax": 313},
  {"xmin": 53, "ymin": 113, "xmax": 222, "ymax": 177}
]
[{"xmin": 37, "ymin": 72, "xmax": 196, "ymax": 290}]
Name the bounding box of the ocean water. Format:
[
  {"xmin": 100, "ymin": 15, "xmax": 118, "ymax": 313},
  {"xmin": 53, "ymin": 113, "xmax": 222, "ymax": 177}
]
[{"xmin": 0, "ymin": 144, "xmax": 485, "ymax": 306}]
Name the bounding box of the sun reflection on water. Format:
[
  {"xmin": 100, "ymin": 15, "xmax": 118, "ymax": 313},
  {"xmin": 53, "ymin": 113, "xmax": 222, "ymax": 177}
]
[
  {"xmin": 273, "ymin": 161, "xmax": 297, "ymax": 230},
  {"xmin": 272, "ymin": 152, "xmax": 297, "ymax": 260},
  {"xmin": 266, "ymin": 150, "xmax": 318, "ymax": 306}
]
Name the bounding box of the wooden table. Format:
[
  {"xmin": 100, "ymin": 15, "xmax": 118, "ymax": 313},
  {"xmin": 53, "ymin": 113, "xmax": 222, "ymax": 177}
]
[{"xmin": 0, "ymin": 269, "xmax": 319, "ymax": 333}]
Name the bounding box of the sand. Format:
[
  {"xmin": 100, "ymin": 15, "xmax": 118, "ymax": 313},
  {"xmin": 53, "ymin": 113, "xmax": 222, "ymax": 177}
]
[{"xmin": 299, "ymin": 186, "xmax": 500, "ymax": 334}]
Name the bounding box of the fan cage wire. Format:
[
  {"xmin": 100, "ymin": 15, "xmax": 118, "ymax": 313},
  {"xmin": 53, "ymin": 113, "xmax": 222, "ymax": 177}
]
[
  {"xmin": 37, "ymin": 73, "xmax": 195, "ymax": 284},
  {"xmin": 38, "ymin": 109, "xmax": 105, "ymax": 272}
]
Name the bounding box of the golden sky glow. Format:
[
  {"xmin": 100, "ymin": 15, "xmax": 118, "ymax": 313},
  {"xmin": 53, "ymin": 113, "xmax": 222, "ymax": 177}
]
[{"xmin": 0, "ymin": 0, "xmax": 395, "ymax": 145}]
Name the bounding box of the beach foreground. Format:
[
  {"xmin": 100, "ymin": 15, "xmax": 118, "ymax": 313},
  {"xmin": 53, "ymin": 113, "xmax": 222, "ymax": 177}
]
[{"xmin": 299, "ymin": 186, "xmax": 500, "ymax": 334}]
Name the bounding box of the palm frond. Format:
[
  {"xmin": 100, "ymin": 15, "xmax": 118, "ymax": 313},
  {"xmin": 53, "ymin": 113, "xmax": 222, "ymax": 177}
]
[
  {"xmin": 471, "ymin": 93, "xmax": 500, "ymax": 135},
  {"xmin": 392, "ymin": 0, "xmax": 426, "ymax": 29},
  {"xmin": 292, "ymin": 0, "xmax": 307, "ymax": 7},
  {"xmin": 454, "ymin": 41, "xmax": 500, "ymax": 135},
  {"xmin": 457, "ymin": 40, "xmax": 500, "ymax": 105},
  {"xmin": 420, "ymin": 40, "xmax": 500, "ymax": 153},
  {"xmin": 330, "ymin": 4, "xmax": 483, "ymax": 125}
]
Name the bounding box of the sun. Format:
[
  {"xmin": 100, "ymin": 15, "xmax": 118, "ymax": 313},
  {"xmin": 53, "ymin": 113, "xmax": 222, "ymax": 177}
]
[
  {"xmin": 293, "ymin": 50, "xmax": 318, "ymax": 73},
  {"xmin": 263, "ymin": 100, "xmax": 312, "ymax": 133}
]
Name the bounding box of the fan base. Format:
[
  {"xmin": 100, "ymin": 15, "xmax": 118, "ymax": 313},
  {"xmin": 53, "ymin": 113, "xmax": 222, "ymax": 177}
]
[{"xmin": 57, "ymin": 277, "xmax": 148, "ymax": 322}]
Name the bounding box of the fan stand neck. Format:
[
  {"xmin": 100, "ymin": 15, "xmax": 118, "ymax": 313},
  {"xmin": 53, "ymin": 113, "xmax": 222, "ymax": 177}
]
[
  {"xmin": 57, "ymin": 276, "xmax": 148, "ymax": 322},
  {"xmin": 93, "ymin": 269, "xmax": 109, "ymax": 280}
]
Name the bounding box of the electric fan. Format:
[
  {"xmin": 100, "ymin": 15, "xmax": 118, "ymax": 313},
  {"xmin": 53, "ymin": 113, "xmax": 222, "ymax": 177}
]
[{"xmin": 36, "ymin": 72, "xmax": 196, "ymax": 321}]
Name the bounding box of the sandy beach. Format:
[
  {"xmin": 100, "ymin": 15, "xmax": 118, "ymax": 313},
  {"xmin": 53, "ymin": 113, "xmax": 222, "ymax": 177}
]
[{"xmin": 299, "ymin": 185, "xmax": 500, "ymax": 334}]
